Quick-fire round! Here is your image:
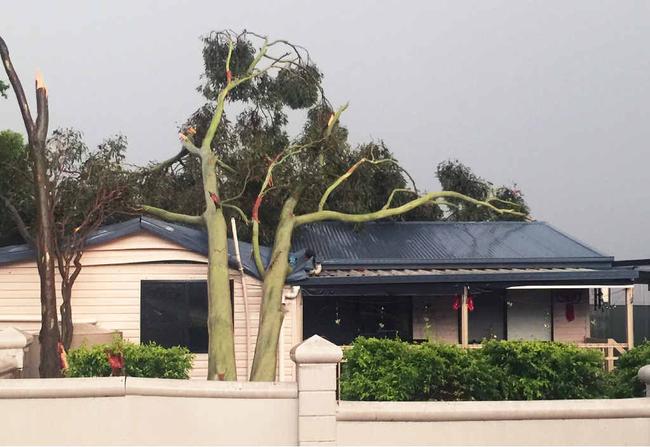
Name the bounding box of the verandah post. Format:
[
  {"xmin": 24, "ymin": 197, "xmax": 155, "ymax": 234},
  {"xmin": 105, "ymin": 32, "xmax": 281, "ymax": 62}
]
[
  {"xmin": 461, "ymin": 286, "xmax": 469, "ymax": 348},
  {"xmin": 626, "ymin": 286, "xmax": 634, "ymax": 349}
]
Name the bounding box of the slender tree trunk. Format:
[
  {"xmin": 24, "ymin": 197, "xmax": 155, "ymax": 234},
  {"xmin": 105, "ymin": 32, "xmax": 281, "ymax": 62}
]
[
  {"xmin": 60, "ymin": 280, "xmax": 73, "ymax": 351},
  {"xmin": 203, "ymin": 154, "xmax": 237, "ymax": 380},
  {"xmin": 32, "ymin": 141, "xmax": 61, "ymax": 378},
  {"xmin": 250, "ymin": 196, "xmax": 298, "ymax": 381}
]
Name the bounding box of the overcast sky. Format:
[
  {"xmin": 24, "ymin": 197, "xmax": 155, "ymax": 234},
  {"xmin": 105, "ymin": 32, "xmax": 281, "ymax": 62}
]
[{"xmin": 1, "ymin": 1, "xmax": 648, "ymax": 259}]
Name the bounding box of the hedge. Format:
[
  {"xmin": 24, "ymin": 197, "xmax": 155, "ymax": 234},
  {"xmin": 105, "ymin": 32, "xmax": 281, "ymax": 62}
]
[
  {"xmin": 340, "ymin": 337, "xmax": 612, "ymax": 401},
  {"xmin": 67, "ymin": 338, "xmax": 194, "ymax": 379},
  {"xmin": 608, "ymin": 342, "xmax": 650, "ymax": 398}
]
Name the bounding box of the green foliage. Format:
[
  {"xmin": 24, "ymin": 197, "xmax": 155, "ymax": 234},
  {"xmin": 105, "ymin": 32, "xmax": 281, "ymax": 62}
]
[
  {"xmin": 340, "ymin": 338, "xmax": 608, "ymax": 401},
  {"xmin": 340, "ymin": 338, "xmax": 505, "ymax": 401},
  {"xmin": 437, "ymin": 160, "xmax": 529, "ymax": 221},
  {"xmin": 139, "ymin": 31, "xmax": 444, "ymax": 245},
  {"xmin": 0, "ymin": 79, "xmax": 8, "ymax": 98},
  {"xmin": 480, "ymin": 340, "xmax": 607, "ymax": 400},
  {"xmin": 608, "ymin": 342, "xmax": 650, "ymax": 398},
  {"xmin": 67, "ymin": 339, "xmax": 194, "ymax": 379},
  {"xmin": 0, "ymin": 129, "xmax": 32, "ymax": 245}
]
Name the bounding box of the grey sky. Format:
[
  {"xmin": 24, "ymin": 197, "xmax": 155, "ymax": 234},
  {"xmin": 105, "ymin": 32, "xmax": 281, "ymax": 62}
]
[{"xmin": 1, "ymin": 1, "xmax": 648, "ymax": 259}]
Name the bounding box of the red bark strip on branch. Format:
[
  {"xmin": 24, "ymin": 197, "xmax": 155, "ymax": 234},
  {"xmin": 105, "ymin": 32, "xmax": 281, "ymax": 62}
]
[{"xmin": 252, "ymin": 195, "xmax": 263, "ymax": 221}]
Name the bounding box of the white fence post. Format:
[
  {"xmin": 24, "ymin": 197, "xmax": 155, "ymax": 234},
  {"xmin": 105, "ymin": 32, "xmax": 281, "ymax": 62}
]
[
  {"xmin": 638, "ymin": 365, "xmax": 650, "ymax": 397},
  {"xmin": 291, "ymin": 335, "xmax": 342, "ymax": 446}
]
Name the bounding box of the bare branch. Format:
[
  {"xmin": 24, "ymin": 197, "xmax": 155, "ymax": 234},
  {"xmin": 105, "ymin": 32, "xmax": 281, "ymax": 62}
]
[
  {"xmin": 0, "ymin": 194, "xmax": 33, "ymax": 244},
  {"xmin": 319, "ymin": 157, "xmax": 398, "ymax": 211},
  {"xmin": 252, "ymin": 220, "xmax": 266, "ymax": 277},
  {"xmin": 139, "ymin": 204, "xmax": 205, "ymax": 226},
  {"xmin": 296, "ymin": 191, "xmax": 530, "ymax": 226},
  {"xmin": 382, "ymin": 188, "xmax": 418, "ymax": 210},
  {"xmin": 0, "ymin": 36, "xmax": 34, "ymax": 136},
  {"xmin": 223, "ymin": 204, "xmax": 250, "ymax": 225},
  {"xmin": 487, "ymin": 196, "xmax": 524, "ymax": 210},
  {"xmin": 223, "ymin": 169, "xmax": 251, "ymax": 204}
]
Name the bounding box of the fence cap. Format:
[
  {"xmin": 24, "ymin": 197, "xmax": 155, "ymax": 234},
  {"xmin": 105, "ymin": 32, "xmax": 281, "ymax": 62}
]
[
  {"xmin": 290, "ymin": 335, "xmax": 343, "ymax": 364},
  {"xmin": 0, "ymin": 327, "xmax": 33, "ymax": 349},
  {"xmin": 638, "ymin": 365, "xmax": 650, "ymax": 385}
]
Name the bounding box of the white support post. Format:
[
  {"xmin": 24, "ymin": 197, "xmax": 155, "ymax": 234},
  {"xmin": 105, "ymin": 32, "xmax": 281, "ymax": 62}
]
[
  {"xmin": 291, "ymin": 335, "xmax": 343, "ymax": 446},
  {"xmin": 461, "ymin": 286, "xmax": 469, "ymax": 348},
  {"xmin": 626, "ymin": 287, "xmax": 634, "ymax": 349}
]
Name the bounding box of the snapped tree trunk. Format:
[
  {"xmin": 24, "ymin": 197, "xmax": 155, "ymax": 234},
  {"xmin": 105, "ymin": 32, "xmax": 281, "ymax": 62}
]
[
  {"xmin": 32, "ymin": 138, "xmax": 61, "ymax": 378},
  {"xmin": 250, "ymin": 197, "xmax": 297, "ymax": 381},
  {"xmin": 0, "ymin": 36, "xmax": 61, "ymax": 377}
]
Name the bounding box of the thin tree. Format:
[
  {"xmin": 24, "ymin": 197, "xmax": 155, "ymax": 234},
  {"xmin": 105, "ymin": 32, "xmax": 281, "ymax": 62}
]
[
  {"xmin": 141, "ymin": 31, "xmax": 529, "ymax": 381},
  {"xmin": 0, "ymin": 36, "xmax": 60, "ymax": 377},
  {"xmin": 48, "ymin": 130, "xmax": 128, "ymax": 350}
]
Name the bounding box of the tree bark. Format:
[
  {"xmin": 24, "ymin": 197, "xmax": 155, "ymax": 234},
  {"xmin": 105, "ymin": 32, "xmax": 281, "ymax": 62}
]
[
  {"xmin": 250, "ymin": 196, "xmax": 298, "ymax": 381},
  {"xmin": 60, "ymin": 279, "xmax": 73, "ymax": 350},
  {"xmin": 32, "ymin": 132, "xmax": 61, "ymax": 378},
  {"xmin": 202, "ymin": 153, "xmax": 237, "ymax": 380}
]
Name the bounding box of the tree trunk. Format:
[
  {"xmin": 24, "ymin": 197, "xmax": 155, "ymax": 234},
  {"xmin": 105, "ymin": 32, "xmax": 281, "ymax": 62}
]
[
  {"xmin": 202, "ymin": 154, "xmax": 237, "ymax": 380},
  {"xmin": 250, "ymin": 197, "xmax": 297, "ymax": 381},
  {"xmin": 0, "ymin": 36, "xmax": 61, "ymax": 378},
  {"xmin": 32, "ymin": 141, "xmax": 61, "ymax": 378},
  {"xmin": 60, "ymin": 280, "xmax": 73, "ymax": 351}
]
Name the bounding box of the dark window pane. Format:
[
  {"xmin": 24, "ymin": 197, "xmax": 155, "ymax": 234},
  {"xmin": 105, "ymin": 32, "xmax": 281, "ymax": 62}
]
[
  {"xmin": 468, "ymin": 292, "xmax": 505, "ymax": 343},
  {"xmin": 187, "ymin": 281, "xmax": 209, "ymax": 353},
  {"xmin": 141, "ymin": 280, "xmax": 233, "ymax": 353},
  {"xmin": 303, "ymin": 296, "xmax": 412, "ymax": 345}
]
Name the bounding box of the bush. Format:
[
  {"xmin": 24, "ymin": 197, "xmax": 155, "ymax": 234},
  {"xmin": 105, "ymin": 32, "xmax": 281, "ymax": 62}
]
[
  {"xmin": 479, "ymin": 340, "xmax": 607, "ymax": 400},
  {"xmin": 67, "ymin": 338, "xmax": 194, "ymax": 379},
  {"xmin": 608, "ymin": 342, "xmax": 650, "ymax": 398},
  {"xmin": 340, "ymin": 338, "xmax": 609, "ymax": 401},
  {"xmin": 340, "ymin": 338, "xmax": 505, "ymax": 401}
]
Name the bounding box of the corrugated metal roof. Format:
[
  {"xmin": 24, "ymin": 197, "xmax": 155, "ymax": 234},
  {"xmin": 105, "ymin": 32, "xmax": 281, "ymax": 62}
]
[
  {"xmin": 0, "ymin": 217, "xmax": 313, "ymax": 282},
  {"xmin": 291, "ymin": 221, "xmax": 611, "ymax": 268}
]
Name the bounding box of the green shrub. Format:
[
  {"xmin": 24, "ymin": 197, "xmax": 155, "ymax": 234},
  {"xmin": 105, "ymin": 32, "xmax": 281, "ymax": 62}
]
[
  {"xmin": 67, "ymin": 338, "xmax": 194, "ymax": 379},
  {"xmin": 340, "ymin": 338, "xmax": 609, "ymax": 401},
  {"xmin": 340, "ymin": 338, "xmax": 505, "ymax": 401},
  {"xmin": 340, "ymin": 338, "xmax": 420, "ymax": 401},
  {"xmin": 480, "ymin": 340, "xmax": 607, "ymax": 400},
  {"xmin": 608, "ymin": 342, "xmax": 650, "ymax": 398}
]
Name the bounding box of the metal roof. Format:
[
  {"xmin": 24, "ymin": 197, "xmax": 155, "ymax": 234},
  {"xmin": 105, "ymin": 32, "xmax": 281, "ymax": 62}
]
[
  {"xmin": 291, "ymin": 221, "xmax": 612, "ymax": 269},
  {"xmin": 0, "ymin": 217, "xmax": 313, "ymax": 282},
  {"xmin": 1, "ymin": 218, "xmax": 635, "ymax": 287}
]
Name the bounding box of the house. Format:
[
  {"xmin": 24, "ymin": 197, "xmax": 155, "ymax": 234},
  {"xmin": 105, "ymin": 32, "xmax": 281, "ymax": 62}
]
[
  {"xmin": 0, "ymin": 217, "xmax": 643, "ymax": 379},
  {"xmin": 291, "ymin": 222, "xmax": 640, "ymax": 354}
]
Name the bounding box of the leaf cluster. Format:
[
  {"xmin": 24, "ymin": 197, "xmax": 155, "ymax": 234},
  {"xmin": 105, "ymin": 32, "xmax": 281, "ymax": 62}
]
[
  {"xmin": 608, "ymin": 341, "xmax": 650, "ymax": 397},
  {"xmin": 437, "ymin": 160, "xmax": 529, "ymax": 221},
  {"xmin": 66, "ymin": 338, "xmax": 194, "ymax": 379},
  {"xmin": 0, "ymin": 79, "xmax": 8, "ymax": 98}
]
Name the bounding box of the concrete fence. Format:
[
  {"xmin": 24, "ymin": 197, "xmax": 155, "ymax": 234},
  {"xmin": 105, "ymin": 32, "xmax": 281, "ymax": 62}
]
[{"xmin": 1, "ymin": 334, "xmax": 649, "ymax": 445}]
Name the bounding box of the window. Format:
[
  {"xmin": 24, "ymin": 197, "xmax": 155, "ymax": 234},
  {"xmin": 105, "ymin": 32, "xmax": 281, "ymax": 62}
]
[
  {"xmin": 303, "ymin": 296, "xmax": 412, "ymax": 346},
  {"xmin": 506, "ymin": 290, "xmax": 552, "ymax": 341},
  {"xmin": 140, "ymin": 280, "xmax": 233, "ymax": 353},
  {"xmin": 467, "ymin": 292, "xmax": 505, "ymax": 343}
]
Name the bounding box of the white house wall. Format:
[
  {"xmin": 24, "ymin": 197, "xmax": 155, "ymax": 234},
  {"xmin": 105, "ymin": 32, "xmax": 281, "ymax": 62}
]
[{"xmin": 0, "ymin": 232, "xmax": 300, "ymax": 381}]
